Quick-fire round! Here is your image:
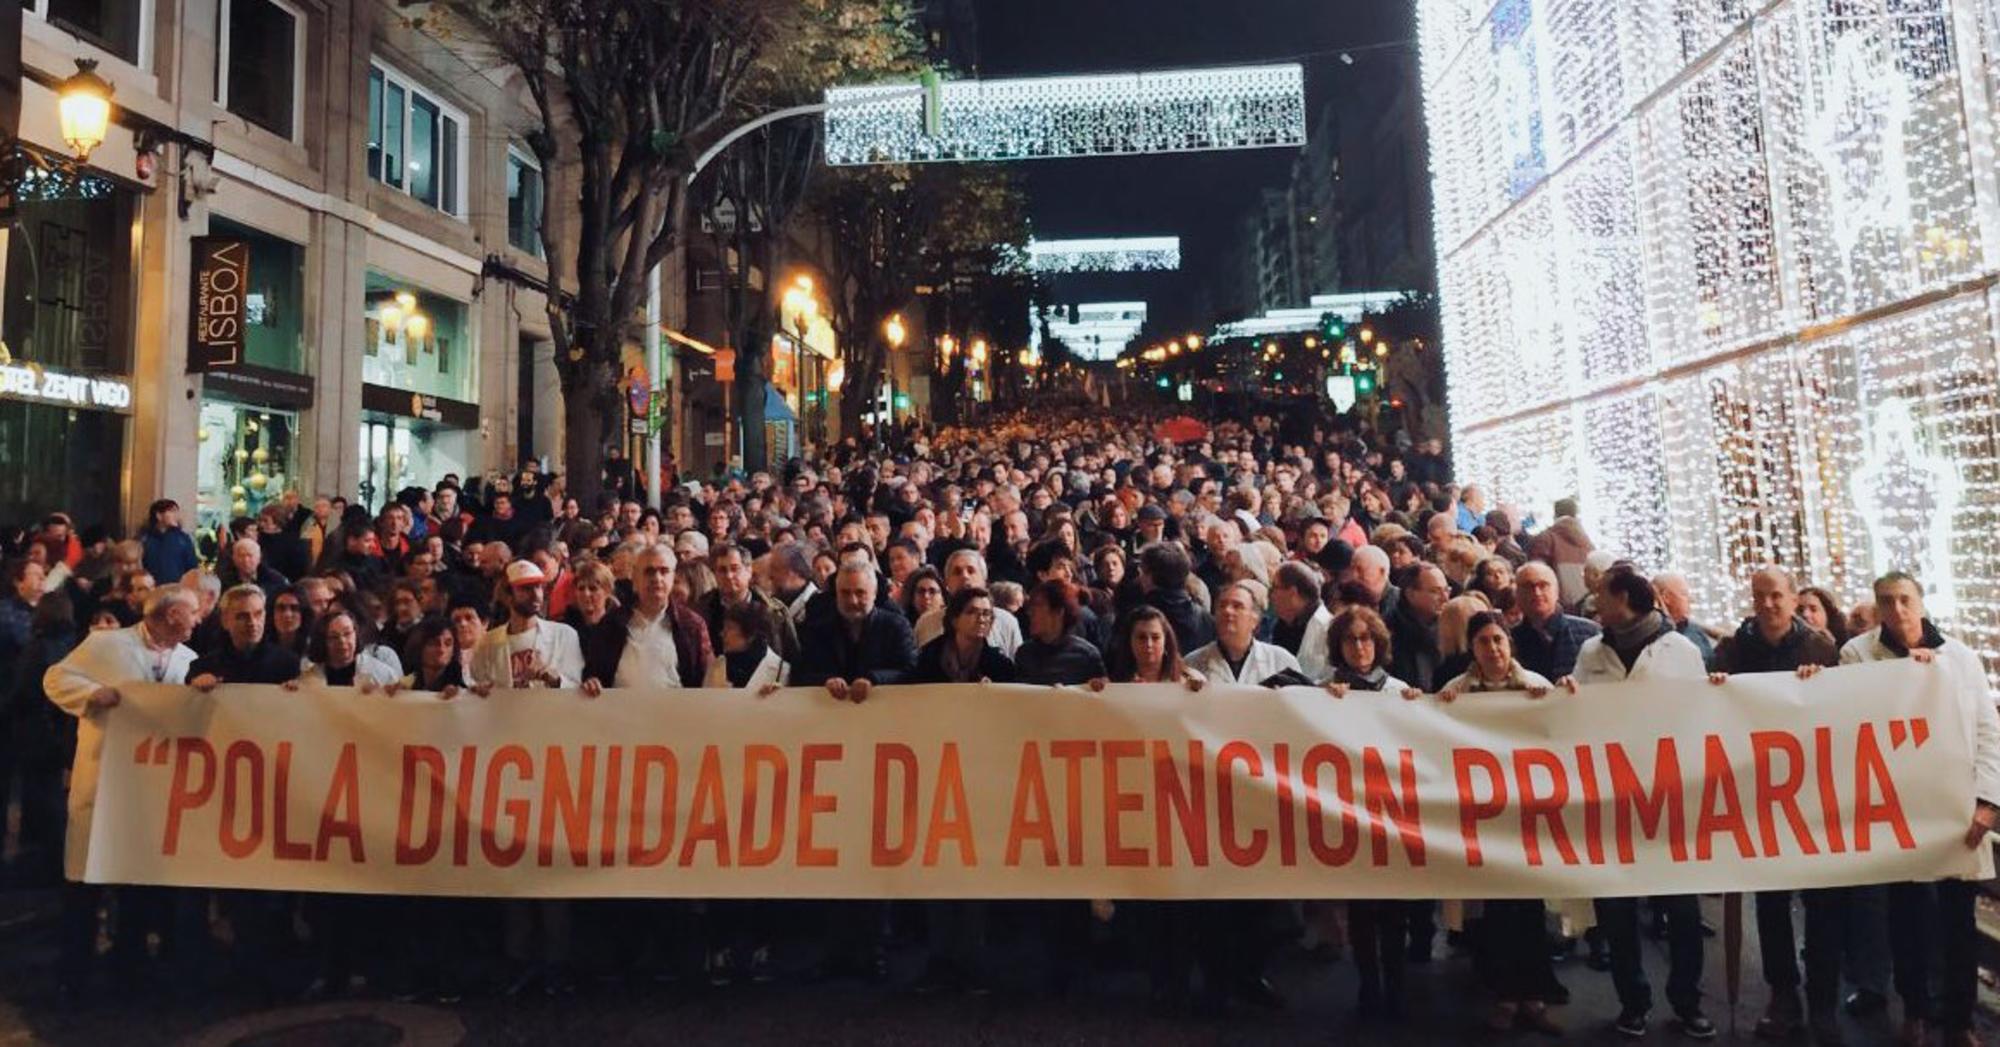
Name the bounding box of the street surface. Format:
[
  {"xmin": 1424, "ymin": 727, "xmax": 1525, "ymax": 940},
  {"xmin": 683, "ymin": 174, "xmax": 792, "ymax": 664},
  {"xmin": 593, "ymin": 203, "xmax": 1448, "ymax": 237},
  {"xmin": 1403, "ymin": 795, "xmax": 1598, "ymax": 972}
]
[{"xmin": 0, "ymin": 892, "xmax": 1985, "ymax": 1045}]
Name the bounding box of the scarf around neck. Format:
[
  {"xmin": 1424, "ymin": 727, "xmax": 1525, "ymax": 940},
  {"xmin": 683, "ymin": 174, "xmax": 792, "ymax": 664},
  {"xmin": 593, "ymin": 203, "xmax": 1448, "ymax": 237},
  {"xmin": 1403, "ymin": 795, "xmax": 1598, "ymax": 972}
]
[
  {"xmin": 723, "ymin": 640, "xmax": 769, "ymax": 688},
  {"xmin": 1606, "ymin": 610, "xmax": 1673, "ymax": 673}
]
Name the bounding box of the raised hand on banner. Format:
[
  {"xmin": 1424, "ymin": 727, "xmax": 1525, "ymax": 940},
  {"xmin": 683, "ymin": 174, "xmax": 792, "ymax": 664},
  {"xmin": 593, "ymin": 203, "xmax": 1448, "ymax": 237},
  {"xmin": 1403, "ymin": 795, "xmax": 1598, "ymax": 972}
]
[
  {"xmin": 1797, "ymin": 664, "xmax": 1824, "ymax": 679},
  {"xmin": 87, "ymin": 686, "xmax": 120, "ymax": 709},
  {"xmin": 1912, "ymin": 648, "xmax": 1937, "ymax": 664},
  {"xmin": 1400, "ymin": 687, "xmax": 1422, "ymax": 701},
  {"xmin": 1437, "ymin": 687, "xmax": 1460, "ymax": 704},
  {"xmin": 1086, "ymin": 677, "xmax": 1107, "ymax": 692},
  {"xmin": 383, "ymin": 681, "xmax": 403, "ymax": 696},
  {"xmin": 1324, "ymin": 681, "xmax": 1349, "ymax": 698},
  {"xmin": 1966, "ymin": 803, "xmax": 1999, "ymax": 849},
  {"xmin": 1524, "ymin": 684, "xmax": 1550, "ymax": 699},
  {"xmin": 469, "ymin": 682, "xmax": 494, "ymax": 698},
  {"xmin": 580, "ymin": 678, "xmax": 603, "ymax": 698},
  {"xmin": 1183, "ymin": 672, "xmax": 1206, "ymax": 691},
  {"xmin": 189, "ymin": 674, "xmax": 220, "ymax": 692},
  {"xmin": 358, "ymin": 679, "xmax": 380, "ymax": 695},
  {"xmin": 756, "ymin": 683, "xmax": 781, "ymax": 698},
  {"xmin": 280, "ymin": 679, "xmax": 301, "ymax": 692},
  {"xmin": 1706, "ymin": 672, "xmax": 1727, "ymax": 686},
  {"xmin": 436, "ymin": 684, "xmax": 459, "ymax": 700},
  {"xmin": 824, "ymin": 678, "xmax": 851, "ymax": 702},
  {"xmin": 1555, "ymin": 675, "xmax": 1579, "ymax": 694},
  {"xmin": 850, "ymin": 678, "xmax": 872, "ymax": 703}
]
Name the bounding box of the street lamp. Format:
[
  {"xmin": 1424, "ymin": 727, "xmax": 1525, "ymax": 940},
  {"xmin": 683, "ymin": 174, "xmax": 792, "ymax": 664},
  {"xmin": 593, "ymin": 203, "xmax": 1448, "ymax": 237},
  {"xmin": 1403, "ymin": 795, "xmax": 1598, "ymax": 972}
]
[
  {"xmin": 57, "ymin": 59, "xmax": 114, "ymax": 162},
  {"xmin": 882, "ymin": 313, "xmax": 907, "ymax": 426}
]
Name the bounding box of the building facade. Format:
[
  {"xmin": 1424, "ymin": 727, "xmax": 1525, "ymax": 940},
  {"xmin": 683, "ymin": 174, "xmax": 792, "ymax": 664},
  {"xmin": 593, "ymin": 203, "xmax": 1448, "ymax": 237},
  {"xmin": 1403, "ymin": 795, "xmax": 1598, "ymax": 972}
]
[
  {"xmin": 1, "ymin": 0, "xmax": 559, "ymax": 537},
  {"xmin": 1420, "ymin": 0, "xmax": 2000, "ymax": 678}
]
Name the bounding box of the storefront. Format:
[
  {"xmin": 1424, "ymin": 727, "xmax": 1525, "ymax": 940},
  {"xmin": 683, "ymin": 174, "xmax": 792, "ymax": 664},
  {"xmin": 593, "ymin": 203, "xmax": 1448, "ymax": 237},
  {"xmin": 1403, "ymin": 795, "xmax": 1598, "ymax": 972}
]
[
  {"xmin": 359, "ymin": 271, "xmax": 476, "ymax": 509},
  {"xmin": 193, "ymin": 219, "xmax": 315, "ymax": 532},
  {"xmin": 0, "ymin": 160, "xmax": 140, "ymax": 531}
]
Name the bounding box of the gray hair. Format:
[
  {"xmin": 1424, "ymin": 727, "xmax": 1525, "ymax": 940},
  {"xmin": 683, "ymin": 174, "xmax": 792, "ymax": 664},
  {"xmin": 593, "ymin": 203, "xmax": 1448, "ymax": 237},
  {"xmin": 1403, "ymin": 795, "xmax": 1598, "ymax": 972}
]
[
  {"xmin": 143, "ymin": 584, "xmax": 200, "ymax": 622},
  {"xmin": 219, "ymin": 583, "xmax": 266, "ymax": 615},
  {"xmin": 1351, "ymin": 544, "xmax": 1390, "ymax": 573}
]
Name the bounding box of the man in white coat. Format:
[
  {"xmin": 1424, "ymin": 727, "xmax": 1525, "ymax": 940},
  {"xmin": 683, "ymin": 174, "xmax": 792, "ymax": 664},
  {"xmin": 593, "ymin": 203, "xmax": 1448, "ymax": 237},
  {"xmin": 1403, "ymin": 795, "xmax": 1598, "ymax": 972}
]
[
  {"xmin": 1268, "ymin": 561, "xmax": 1333, "ymax": 681},
  {"xmin": 1834, "ymin": 571, "xmax": 2000, "ymax": 1047},
  {"xmin": 1568, "ymin": 565, "xmax": 1715, "ymax": 1041},
  {"xmin": 913, "ymin": 549, "xmax": 1023, "ymax": 656},
  {"xmin": 43, "ymin": 584, "xmax": 201, "ymax": 990},
  {"xmin": 1187, "ymin": 582, "xmax": 1303, "ymax": 686},
  {"xmin": 471, "ymin": 560, "xmax": 584, "ymax": 689}
]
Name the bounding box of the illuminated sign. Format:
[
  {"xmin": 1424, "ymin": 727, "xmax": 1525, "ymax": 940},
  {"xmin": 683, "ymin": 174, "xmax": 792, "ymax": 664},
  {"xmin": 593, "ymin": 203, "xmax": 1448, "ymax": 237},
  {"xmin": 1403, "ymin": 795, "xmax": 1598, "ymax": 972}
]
[
  {"xmin": 189, "ymin": 237, "xmax": 250, "ymax": 372},
  {"xmin": 0, "ymin": 359, "xmax": 132, "ymax": 412}
]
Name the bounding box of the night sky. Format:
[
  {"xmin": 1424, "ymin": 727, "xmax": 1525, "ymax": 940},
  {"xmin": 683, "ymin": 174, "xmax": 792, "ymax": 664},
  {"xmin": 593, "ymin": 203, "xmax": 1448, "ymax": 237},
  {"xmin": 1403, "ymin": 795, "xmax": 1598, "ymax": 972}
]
[{"xmin": 969, "ymin": 0, "xmax": 1413, "ymax": 336}]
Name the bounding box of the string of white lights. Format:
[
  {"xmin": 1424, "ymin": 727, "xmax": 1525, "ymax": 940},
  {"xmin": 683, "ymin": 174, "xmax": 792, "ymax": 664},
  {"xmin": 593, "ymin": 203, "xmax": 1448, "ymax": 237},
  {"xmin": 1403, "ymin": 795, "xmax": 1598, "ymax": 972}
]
[
  {"xmin": 824, "ymin": 65, "xmax": 1308, "ymax": 166},
  {"xmin": 1022, "ymin": 237, "xmax": 1182, "ymax": 274}
]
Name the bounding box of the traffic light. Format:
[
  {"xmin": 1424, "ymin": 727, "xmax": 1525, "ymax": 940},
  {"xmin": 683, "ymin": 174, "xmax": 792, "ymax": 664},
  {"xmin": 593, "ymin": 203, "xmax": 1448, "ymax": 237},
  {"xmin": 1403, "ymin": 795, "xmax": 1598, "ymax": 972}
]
[
  {"xmin": 1354, "ymin": 370, "xmax": 1377, "ymax": 396},
  {"xmin": 1319, "ymin": 312, "xmax": 1346, "ymax": 341}
]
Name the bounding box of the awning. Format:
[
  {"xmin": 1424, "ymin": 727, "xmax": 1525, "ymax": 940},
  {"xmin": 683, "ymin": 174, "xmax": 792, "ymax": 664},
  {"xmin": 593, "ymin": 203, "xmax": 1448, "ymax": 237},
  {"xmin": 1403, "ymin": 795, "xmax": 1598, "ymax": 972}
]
[{"xmin": 762, "ymin": 382, "xmax": 800, "ymax": 424}]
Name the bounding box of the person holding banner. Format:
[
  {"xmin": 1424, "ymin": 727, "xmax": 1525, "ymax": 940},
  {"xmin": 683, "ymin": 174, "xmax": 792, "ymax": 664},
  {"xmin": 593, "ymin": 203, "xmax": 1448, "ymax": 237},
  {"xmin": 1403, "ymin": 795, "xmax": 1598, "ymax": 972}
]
[
  {"xmin": 1434, "ymin": 611, "xmax": 1563, "ymax": 1035},
  {"xmin": 1185, "ymin": 583, "xmax": 1302, "ymax": 686},
  {"xmin": 792, "ymin": 562, "xmax": 916, "ymax": 703},
  {"xmin": 295, "ymin": 607, "xmax": 401, "ymax": 690},
  {"xmin": 912, "ymin": 586, "xmax": 1015, "ymax": 685},
  {"xmin": 471, "ymin": 560, "xmax": 585, "ymax": 691},
  {"xmin": 1706, "ymin": 566, "xmax": 1842, "ymax": 1042},
  {"xmin": 1834, "ymin": 572, "xmax": 2000, "ymax": 1047},
  {"xmin": 1571, "ymin": 565, "xmax": 1715, "ymax": 1041},
  {"xmin": 1318, "ymin": 605, "xmax": 1421, "ymax": 1021},
  {"xmin": 43, "ymin": 584, "xmax": 201, "ymax": 995},
  {"xmin": 1015, "ymin": 580, "xmax": 1106, "ymax": 687}
]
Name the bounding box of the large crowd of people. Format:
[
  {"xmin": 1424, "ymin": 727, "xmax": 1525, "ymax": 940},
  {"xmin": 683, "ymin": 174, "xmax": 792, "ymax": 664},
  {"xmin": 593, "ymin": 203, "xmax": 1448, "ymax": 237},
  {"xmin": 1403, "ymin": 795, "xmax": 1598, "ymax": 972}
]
[{"xmin": 1, "ymin": 405, "xmax": 1993, "ymax": 1045}]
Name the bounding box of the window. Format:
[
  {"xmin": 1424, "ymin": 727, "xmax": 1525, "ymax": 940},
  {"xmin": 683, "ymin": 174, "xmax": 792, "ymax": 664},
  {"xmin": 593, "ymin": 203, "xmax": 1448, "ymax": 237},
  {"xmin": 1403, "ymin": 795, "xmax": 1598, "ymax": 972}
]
[
  {"xmin": 210, "ymin": 219, "xmax": 305, "ymax": 372},
  {"xmin": 216, "ymin": 0, "xmax": 302, "ymax": 139},
  {"xmin": 366, "ymin": 62, "xmax": 466, "ymax": 217},
  {"xmin": 25, "ymin": 0, "xmax": 144, "ymax": 66},
  {"xmin": 507, "ymin": 149, "xmax": 543, "ymax": 257}
]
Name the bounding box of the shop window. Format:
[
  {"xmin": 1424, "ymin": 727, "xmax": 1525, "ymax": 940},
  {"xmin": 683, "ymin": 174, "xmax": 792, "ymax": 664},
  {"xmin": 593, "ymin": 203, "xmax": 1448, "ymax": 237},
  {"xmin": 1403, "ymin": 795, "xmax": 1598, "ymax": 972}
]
[
  {"xmin": 366, "ymin": 61, "xmax": 465, "ymax": 217},
  {"xmin": 195, "ymin": 401, "xmax": 297, "ymax": 534},
  {"xmin": 1, "ymin": 169, "xmax": 136, "ymax": 373},
  {"xmin": 0, "ymin": 401, "xmax": 126, "ymax": 532},
  {"xmin": 210, "ymin": 219, "xmax": 305, "ymax": 372},
  {"xmin": 217, "ymin": 0, "xmax": 303, "ymax": 140},
  {"xmin": 507, "ymin": 148, "xmax": 543, "ymax": 257},
  {"xmin": 361, "ymin": 270, "xmax": 473, "ymax": 403},
  {"xmin": 26, "ymin": 0, "xmax": 144, "ymax": 66}
]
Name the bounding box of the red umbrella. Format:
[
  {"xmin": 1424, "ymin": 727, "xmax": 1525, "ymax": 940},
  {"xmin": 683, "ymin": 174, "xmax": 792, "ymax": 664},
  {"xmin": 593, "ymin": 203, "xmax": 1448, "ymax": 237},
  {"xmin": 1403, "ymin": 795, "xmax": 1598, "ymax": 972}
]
[{"xmin": 1156, "ymin": 416, "xmax": 1209, "ymax": 444}]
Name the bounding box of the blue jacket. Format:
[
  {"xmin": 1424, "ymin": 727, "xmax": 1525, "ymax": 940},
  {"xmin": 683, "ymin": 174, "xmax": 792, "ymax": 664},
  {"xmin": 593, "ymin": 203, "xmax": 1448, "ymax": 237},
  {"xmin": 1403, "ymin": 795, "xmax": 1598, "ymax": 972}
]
[{"xmin": 140, "ymin": 525, "xmax": 198, "ymax": 583}]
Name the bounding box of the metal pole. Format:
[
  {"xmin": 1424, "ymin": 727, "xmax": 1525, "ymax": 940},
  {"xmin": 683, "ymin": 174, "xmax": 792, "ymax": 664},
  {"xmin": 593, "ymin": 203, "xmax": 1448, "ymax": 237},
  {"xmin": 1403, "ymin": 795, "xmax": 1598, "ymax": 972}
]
[{"xmin": 645, "ymin": 264, "xmax": 663, "ymax": 509}]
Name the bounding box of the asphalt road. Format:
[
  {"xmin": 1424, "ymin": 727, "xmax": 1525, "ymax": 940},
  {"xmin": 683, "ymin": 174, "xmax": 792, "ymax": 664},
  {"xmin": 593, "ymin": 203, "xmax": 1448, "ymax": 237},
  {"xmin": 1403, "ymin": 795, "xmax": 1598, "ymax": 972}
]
[{"xmin": 0, "ymin": 891, "xmax": 1984, "ymax": 1046}]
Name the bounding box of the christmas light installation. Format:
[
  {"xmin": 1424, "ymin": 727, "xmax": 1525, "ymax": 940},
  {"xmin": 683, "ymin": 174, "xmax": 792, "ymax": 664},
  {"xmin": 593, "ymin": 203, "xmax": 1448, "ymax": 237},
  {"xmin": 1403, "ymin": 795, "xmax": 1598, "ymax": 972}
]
[
  {"xmin": 1034, "ymin": 301, "xmax": 1148, "ymax": 362},
  {"xmin": 1022, "ymin": 237, "xmax": 1182, "ymax": 274},
  {"xmin": 1419, "ymin": 0, "xmax": 2000, "ymax": 680},
  {"xmin": 824, "ymin": 64, "xmax": 1307, "ymax": 166},
  {"xmin": 1211, "ymin": 291, "xmax": 1411, "ymax": 341}
]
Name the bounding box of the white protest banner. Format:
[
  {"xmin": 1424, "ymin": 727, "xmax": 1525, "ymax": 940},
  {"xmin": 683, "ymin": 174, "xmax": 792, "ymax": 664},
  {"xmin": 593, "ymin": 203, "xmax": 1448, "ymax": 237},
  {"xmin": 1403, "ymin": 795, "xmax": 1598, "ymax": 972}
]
[{"xmin": 85, "ymin": 660, "xmax": 1983, "ymax": 899}]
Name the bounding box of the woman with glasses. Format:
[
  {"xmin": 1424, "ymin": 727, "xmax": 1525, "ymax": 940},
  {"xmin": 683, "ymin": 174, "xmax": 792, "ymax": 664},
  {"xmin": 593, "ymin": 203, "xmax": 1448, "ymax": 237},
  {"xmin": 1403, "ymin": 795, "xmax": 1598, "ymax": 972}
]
[
  {"xmin": 269, "ymin": 585, "xmax": 312, "ymax": 657},
  {"xmin": 912, "ymin": 586, "xmax": 1015, "ymax": 685},
  {"xmin": 1437, "ymin": 611, "xmax": 1562, "ymax": 1035}
]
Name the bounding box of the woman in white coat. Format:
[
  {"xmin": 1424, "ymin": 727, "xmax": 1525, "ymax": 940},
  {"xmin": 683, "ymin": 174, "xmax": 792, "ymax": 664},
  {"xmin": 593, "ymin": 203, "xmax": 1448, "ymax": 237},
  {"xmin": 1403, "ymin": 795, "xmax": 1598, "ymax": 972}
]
[
  {"xmin": 293, "ymin": 607, "xmax": 401, "ymax": 690},
  {"xmin": 1185, "ymin": 582, "xmax": 1303, "ymax": 686}
]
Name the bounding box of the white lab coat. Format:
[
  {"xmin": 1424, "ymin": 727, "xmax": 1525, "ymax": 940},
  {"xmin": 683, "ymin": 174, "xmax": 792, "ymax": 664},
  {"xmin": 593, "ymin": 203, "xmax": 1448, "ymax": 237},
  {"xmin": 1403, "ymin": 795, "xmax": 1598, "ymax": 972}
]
[
  {"xmin": 1571, "ymin": 628, "xmax": 1706, "ymax": 684},
  {"xmin": 785, "ymin": 583, "xmax": 819, "ymax": 625},
  {"xmin": 1290, "ymin": 604, "xmax": 1334, "ymax": 682},
  {"xmin": 703, "ymin": 647, "xmax": 790, "ymax": 690},
  {"xmin": 469, "ymin": 620, "xmax": 586, "ymax": 689},
  {"xmin": 1185, "ymin": 639, "xmax": 1303, "ymax": 686},
  {"xmin": 299, "ymin": 652, "xmax": 403, "ymax": 688},
  {"xmin": 913, "ymin": 604, "xmax": 1024, "ymax": 657},
  {"xmin": 42, "ymin": 624, "xmax": 196, "ymax": 880},
  {"xmin": 1842, "ymin": 627, "xmax": 2000, "ymax": 881}
]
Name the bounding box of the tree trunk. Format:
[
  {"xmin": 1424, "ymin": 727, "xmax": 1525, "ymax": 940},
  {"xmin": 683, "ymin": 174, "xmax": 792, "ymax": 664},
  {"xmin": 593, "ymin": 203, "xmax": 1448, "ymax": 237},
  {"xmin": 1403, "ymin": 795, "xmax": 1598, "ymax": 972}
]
[{"xmin": 561, "ymin": 358, "xmax": 615, "ymax": 508}]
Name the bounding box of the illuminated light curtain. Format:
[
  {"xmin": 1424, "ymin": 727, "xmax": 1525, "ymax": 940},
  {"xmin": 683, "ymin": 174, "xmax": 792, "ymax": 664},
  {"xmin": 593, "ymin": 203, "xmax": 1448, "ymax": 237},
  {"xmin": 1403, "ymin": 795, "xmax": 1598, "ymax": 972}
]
[
  {"xmin": 1421, "ymin": 0, "xmax": 2000, "ymax": 682},
  {"xmin": 824, "ymin": 65, "xmax": 1307, "ymax": 166}
]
